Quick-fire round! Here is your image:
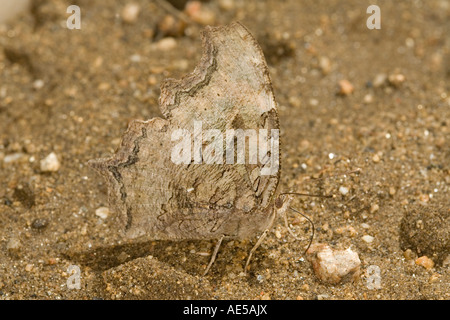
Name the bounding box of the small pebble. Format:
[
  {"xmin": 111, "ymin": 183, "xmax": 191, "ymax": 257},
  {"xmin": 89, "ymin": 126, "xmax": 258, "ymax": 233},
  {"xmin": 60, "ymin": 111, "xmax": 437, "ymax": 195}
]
[
  {"xmin": 157, "ymin": 15, "xmax": 186, "ymax": 37},
  {"xmin": 403, "ymin": 249, "xmax": 417, "ymax": 261},
  {"xmin": 25, "ymin": 264, "xmax": 34, "ymax": 272},
  {"xmin": 338, "ymin": 79, "xmax": 354, "ymax": 95},
  {"xmin": 362, "ymin": 235, "xmax": 374, "ymax": 243},
  {"xmin": 130, "ymin": 54, "xmax": 141, "ymax": 63},
  {"xmin": 31, "ymin": 218, "xmax": 49, "ymax": 230},
  {"xmin": 121, "ymin": 3, "xmax": 140, "ymax": 24},
  {"xmin": 306, "ymin": 243, "xmax": 361, "ymax": 284},
  {"xmin": 389, "ymin": 187, "xmax": 396, "ymax": 196},
  {"xmin": 443, "ymin": 255, "xmax": 450, "ymax": 267},
  {"xmin": 256, "ymin": 274, "xmax": 264, "ymax": 283},
  {"xmin": 339, "ymin": 186, "xmax": 349, "ymax": 195},
  {"xmin": 388, "ymin": 73, "xmax": 406, "ymax": 87},
  {"xmin": 185, "ymin": 1, "xmax": 216, "ymax": 25},
  {"xmin": 260, "ymin": 293, "xmax": 271, "ymax": 300},
  {"xmin": 218, "ymin": 0, "xmax": 235, "ymax": 11},
  {"xmin": 3, "ymin": 152, "xmax": 25, "ymax": 164},
  {"xmin": 154, "ymin": 37, "xmax": 177, "ymax": 51},
  {"xmin": 429, "ymin": 273, "xmax": 440, "ymax": 283},
  {"xmin": 370, "ymin": 203, "xmax": 379, "ymax": 214},
  {"xmin": 309, "ymin": 98, "xmax": 319, "ymax": 106},
  {"xmin": 363, "ymin": 94, "xmax": 373, "ymax": 104},
  {"xmin": 415, "ymin": 256, "xmax": 434, "ymax": 270},
  {"xmin": 95, "ymin": 207, "xmax": 110, "ymax": 219},
  {"xmin": 372, "ymin": 153, "xmax": 381, "ymax": 163},
  {"xmin": 373, "ymin": 73, "xmax": 387, "ymax": 87},
  {"xmin": 319, "ymin": 56, "xmax": 331, "ymax": 75},
  {"xmin": 33, "ymin": 79, "xmax": 44, "ymax": 90},
  {"xmin": 40, "ymin": 152, "xmax": 61, "ymax": 172}
]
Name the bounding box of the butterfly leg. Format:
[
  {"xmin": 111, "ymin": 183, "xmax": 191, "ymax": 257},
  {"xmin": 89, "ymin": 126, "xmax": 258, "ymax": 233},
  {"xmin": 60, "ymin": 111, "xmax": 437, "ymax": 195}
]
[
  {"xmin": 202, "ymin": 234, "xmax": 225, "ymax": 276},
  {"xmin": 244, "ymin": 206, "xmax": 278, "ymax": 274},
  {"xmin": 244, "ymin": 228, "xmax": 270, "ymax": 274}
]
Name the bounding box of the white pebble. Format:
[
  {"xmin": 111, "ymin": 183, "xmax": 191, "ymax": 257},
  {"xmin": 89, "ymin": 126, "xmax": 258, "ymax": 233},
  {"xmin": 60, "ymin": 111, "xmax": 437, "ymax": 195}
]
[
  {"xmin": 154, "ymin": 37, "xmax": 177, "ymax": 51},
  {"xmin": 122, "ymin": 3, "xmax": 140, "ymax": 24},
  {"xmin": 3, "ymin": 152, "xmax": 25, "ymax": 164},
  {"xmin": 362, "ymin": 235, "xmax": 374, "ymax": 243},
  {"xmin": 339, "ymin": 186, "xmax": 349, "ymax": 195},
  {"xmin": 40, "ymin": 152, "xmax": 61, "ymax": 172},
  {"xmin": 306, "ymin": 243, "xmax": 361, "ymax": 284},
  {"xmin": 33, "ymin": 79, "xmax": 44, "ymax": 90},
  {"xmin": 95, "ymin": 207, "xmax": 110, "ymax": 219}
]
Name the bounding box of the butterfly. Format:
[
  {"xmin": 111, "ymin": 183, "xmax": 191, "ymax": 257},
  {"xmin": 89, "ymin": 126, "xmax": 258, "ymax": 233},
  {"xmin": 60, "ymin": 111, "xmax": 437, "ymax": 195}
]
[{"xmin": 89, "ymin": 22, "xmax": 314, "ymax": 275}]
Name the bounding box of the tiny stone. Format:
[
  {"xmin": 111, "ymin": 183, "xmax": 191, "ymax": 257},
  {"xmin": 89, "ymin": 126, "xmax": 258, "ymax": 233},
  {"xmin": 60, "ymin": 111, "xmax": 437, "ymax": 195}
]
[
  {"xmin": 25, "ymin": 264, "xmax": 34, "ymax": 272},
  {"xmin": 3, "ymin": 152, "xmax": 25, "ymax": 164},
  {"xmin": 130, "ymin": 54, "xmax": 141, "ymax": 63},
  {"xmin": 275, "ymin": 230, "xmax": 282, "ymax": 239},
  {"xmin": 40, "ymin": 152, "xmax": 61, "ymax": 172},
  {"xmin": 95, "ymin": 207, "xmax": 110, "ymax": 219},
  {"xmin": 122, "ymin": 3, "xmax": 140, "ymax": 24},
  {"xmin": 373, "ymin": 73, "xmax": 387, "ymax": 87},
  {"xmin": 363, "ymin": 94, "xmax": 373, "ymax": 104},
  {"xmin": 306, "ymin": 243, "xmax": 361, "ymax": 284},
  {"xmin": 338, "ymin": 79, "xmax": 354, "ymax": 95},
  {"xmin": 260, "ymin": 293, "xmax": 271, "ymax": 300},
  {"xmin": 415, "ymin": 256, "xmax": 434, "ymax": 270},
  {"xmin": 148, "ymin": 75, "xmax": 157, "ymax": 86},
  {"xmin": 388, "ymin": 73, "xmax": 406, "ymax": 87},
  {"xmin": 389, "ymin": 187, "xmax": 396, "ymax": 196},
  {"xmin": 419, "ymin": 194, "xmax": 429, "ymax": 202},
  {"xmin": 429, "ymin": 273, "xmax": 440, "ymax": 283},
  {"xmin": 361, "ymin": 223, "xmax": 370, "ymax": 229},
  {"xmin": 154, "ymin": 37, "xmax": 177, "ymax": 51},
  {"xmin": 339, "ymin": 186, "xmax": 349, "ymax": 195},
  {"xmin": 31, "ymin": 218, "xmax": 49, "ymax": 230},
  {"xmin": 372, "ymin": 153, "xmax": 381, "ymax": 163},
  {"xmin": 309, "ymin": 98, "xmax": 319, "ymax": 106},
  {"xmin": 157, "ymin": 15, "xmax": 186, "ymax": 38},
  {"xmin": 219, "ymin": 0, "xmax": 235, "ymax": 10},
  {"xmin": 362, "ymin": 235, "xmax": 374, "ymax": 243},
  {"xmin": 370, "ymin": 204, "xmax": 379, "ymax": 214},
  {"xmin": 403, "ymin": 249, "xmax": 417, "ymax": 261},
  {"xmin": 443, "ymin": 255, "xmax": 450, "ymax": 267},
  {"xmin": 185, "ymin": 1, "xmax": 216, "ymax": 25},
  {"xmin": 319, "ymin": 56, "xmax": 331, "ymax": 75},
  {"xmin": 33, "ymin": 79, "xmax": 44, "ymax": 90}
]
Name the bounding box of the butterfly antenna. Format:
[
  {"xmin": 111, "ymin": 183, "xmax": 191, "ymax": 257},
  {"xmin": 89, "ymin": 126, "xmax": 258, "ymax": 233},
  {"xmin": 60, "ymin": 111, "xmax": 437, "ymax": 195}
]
[
  {"xmin": 278, "ymin": 192, "xmax": 330, "ymax": 254},
  {"xmin": 280, "ymin": 192, "xmax": 333, "ymax": 199},
  {"xmin": 288, "ymin": 206, "xmax": 315, "ymax": 254}
]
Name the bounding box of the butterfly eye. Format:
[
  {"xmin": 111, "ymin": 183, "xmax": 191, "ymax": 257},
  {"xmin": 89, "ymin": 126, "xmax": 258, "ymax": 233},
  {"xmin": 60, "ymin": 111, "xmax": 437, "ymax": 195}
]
[{"xmin": 274, "ymin": 196, "xmax": 284, "ymax": 209}]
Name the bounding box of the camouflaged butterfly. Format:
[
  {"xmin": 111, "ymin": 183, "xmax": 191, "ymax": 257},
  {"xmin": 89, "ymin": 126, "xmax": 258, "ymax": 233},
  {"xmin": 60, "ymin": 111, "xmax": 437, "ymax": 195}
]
[{"xmin": 89, "ymin": 22, "xmax": 311, "ymax": 275}]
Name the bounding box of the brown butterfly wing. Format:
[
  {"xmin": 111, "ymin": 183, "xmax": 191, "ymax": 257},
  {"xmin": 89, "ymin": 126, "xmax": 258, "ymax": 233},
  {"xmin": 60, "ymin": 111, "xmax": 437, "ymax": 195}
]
[{"xmin": 89, "ymin": 22, "xmax": 280, "ymax": 240}]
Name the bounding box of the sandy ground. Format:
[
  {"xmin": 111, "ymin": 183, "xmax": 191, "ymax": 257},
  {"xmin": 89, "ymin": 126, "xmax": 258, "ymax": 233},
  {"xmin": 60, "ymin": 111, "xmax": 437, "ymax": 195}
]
[{"xmin": 0, "ymin": 0, "xmax": 448, "ymax": 300}]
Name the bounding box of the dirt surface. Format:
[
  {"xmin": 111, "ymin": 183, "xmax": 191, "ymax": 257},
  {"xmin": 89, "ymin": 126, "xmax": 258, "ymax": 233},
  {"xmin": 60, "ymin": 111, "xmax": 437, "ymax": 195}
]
[{"xmin": 0, "ymin": 0, "xmax": 449, "ymax": 300}]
